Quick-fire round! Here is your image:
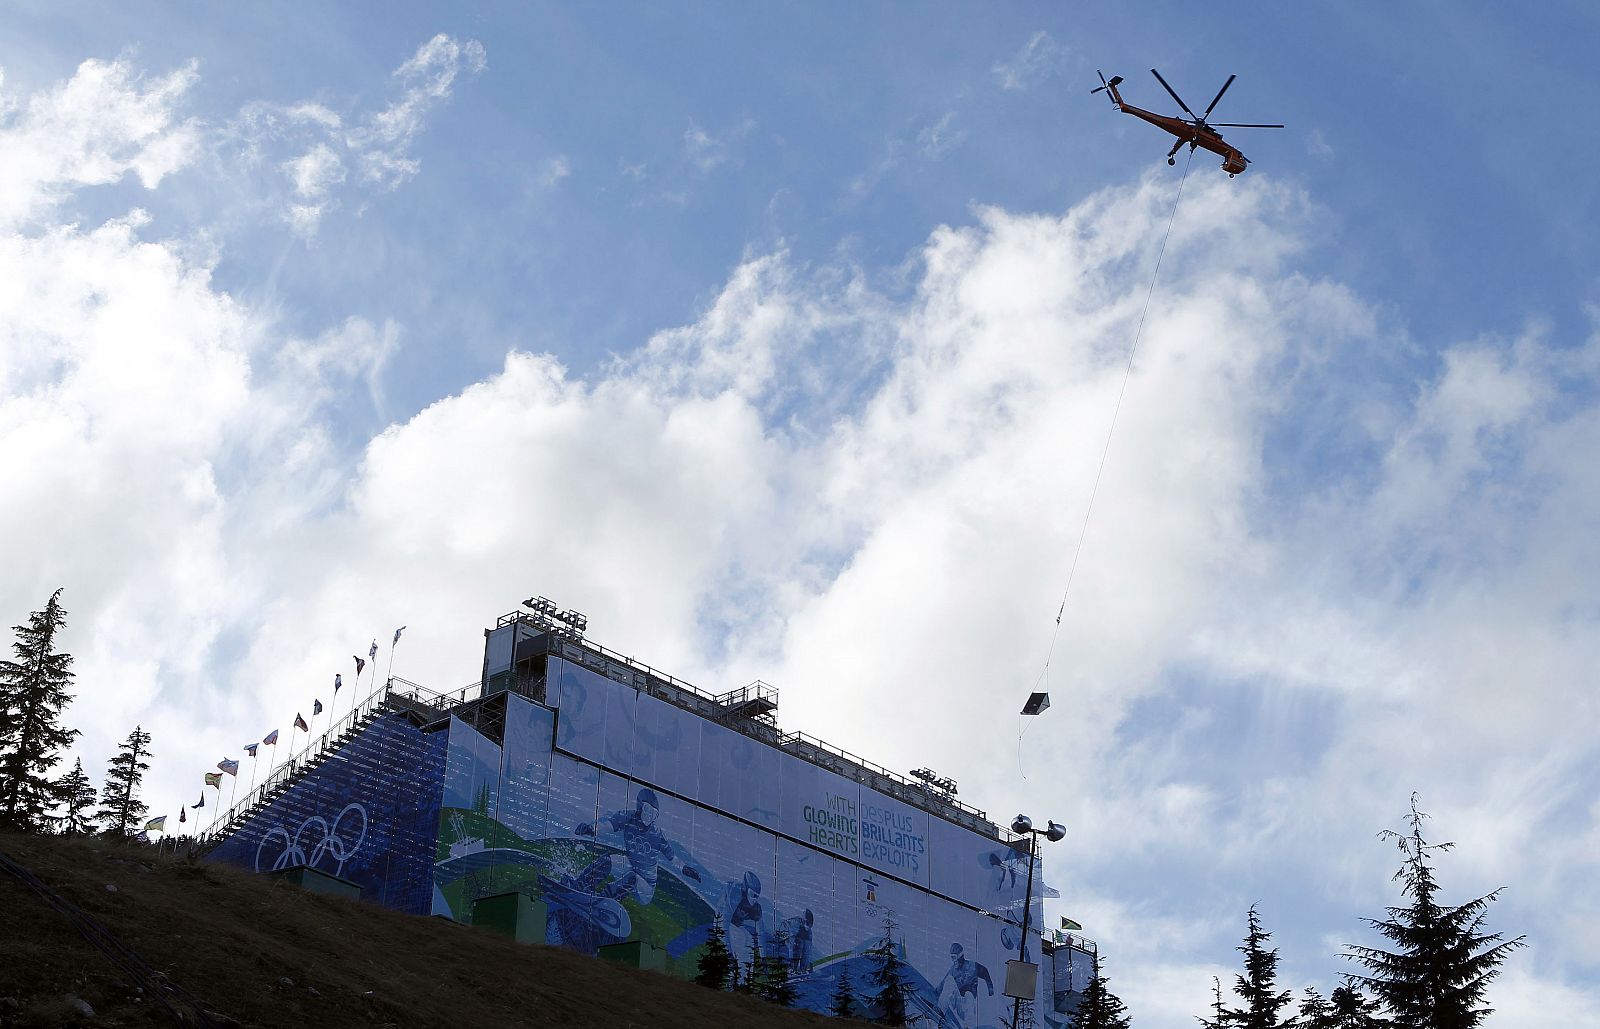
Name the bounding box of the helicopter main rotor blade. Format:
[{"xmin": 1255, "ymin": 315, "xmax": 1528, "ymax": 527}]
[
  {"xmin": 1209, "ymin": 122, "xmax": 1285, "ymax": 129},
  {"xmin": 1149, "ymin": 68, "xmax": 1198, "ymax": 120},
  {"xmin": 1201, "ymin": 74, "xmax": 1236, "ymax": 120}
]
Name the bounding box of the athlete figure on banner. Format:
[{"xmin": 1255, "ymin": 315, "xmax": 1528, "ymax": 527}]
[
  {"xmin": 776, "ymin": 908, "xmax": 815, "ymax": 972},
  {"xmin": 573, "ymin": 788, "xmax": 702, "ymax": 906},
  {"xmin": 936, "ymin": 942, "xmax": 995, "ymax": 1029}
]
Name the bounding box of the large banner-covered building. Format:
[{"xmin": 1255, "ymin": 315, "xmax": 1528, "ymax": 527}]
[{"xmin": 208, "ymin": 609, "xmax": 1093, "ymax": 1027}]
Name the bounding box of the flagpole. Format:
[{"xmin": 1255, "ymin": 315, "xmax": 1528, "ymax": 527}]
[{"xmin": 387, "ymin": 626, "xmax": 405, "ymax": 692}]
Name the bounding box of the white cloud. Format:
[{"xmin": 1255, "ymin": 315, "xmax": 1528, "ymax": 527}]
[
  {"xmin": 223, "ymin": 33, "xmax": 484, "ymax": 234},
  {"xmin": 917, "ymin": 111, "xmax": 964, "ymax": 159},
  {"xmin": 682, "ymin": 118, "xmax": 753, "ymax": 174},
  {"xmin": 0, "ymin": 57, "xmax": 199, "ymax": 227},
  {"xmin": 3, "ymin": 50, "xmax": 1598, "ymax": 1025},
  {"xmin": 993, "ymin": 30, "xmax": 1068, "ymax": 92},
  {"xmin": 280, "ymin": 142, "xmax": 347, "ymax": 234},
  {"xmin": 352, "ymin": 33, "xmax": 486, "ymax": 188},
  {"xmin": 537, "ymin": 154, "xmax": 571, "ymax": 188}
]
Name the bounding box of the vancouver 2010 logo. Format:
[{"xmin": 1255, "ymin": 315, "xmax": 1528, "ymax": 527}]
[{"xmin": 255, "ymin": 802, "xmax": 369, "ymax": 877}]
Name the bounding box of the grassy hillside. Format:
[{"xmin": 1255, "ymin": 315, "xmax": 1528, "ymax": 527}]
[{"xmin": 0, "ymin": 831, "xmax": 857, "ymax": 1028}]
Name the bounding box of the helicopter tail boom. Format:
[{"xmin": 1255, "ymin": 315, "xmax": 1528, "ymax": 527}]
[{"xmin": 1090, "ymin": 71, "xmax": 1126, "ymax": 108}]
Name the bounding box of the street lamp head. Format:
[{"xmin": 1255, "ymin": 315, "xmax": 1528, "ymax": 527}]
[
  {"xmin": 1011, "ymin": 814, "xmax": 1033, "ymax": 834},
  {"xmin": 1046, "ymin": 820, "xmax": 1067, "ymax": 843}
]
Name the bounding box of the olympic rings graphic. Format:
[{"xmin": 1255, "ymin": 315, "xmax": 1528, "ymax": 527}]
[{"xmin": 255, "ymin": 802, "xmax": 369, "ymax": 877}]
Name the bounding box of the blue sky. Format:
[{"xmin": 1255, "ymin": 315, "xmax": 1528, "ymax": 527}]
[{"xmin": 4, "ymin": 3, "xmax": 1598, "ymax": 1025}]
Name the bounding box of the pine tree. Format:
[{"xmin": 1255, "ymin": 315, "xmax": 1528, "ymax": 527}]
[
  {"xmin": 831, "ymin": 967, "xmax": 860, "ymax": 1019},
  {"xmin": 53, "ymin": 758, "xmax": 99, "ymax": 834},
  {"xmin": 868, "ymin": 920, "xmax": 912, "ymax": 1027},
  {"xmin": 1197, "ymin": 976, "xmax": 1235, "ymax": 1028},
  {"xmin": 0, "ymin": 590, "xmax": 79, "ymax": 830},
  {"xmin": 1325, "ymin": 984, "xmax": 1390, "ymax": 1028},
  {"xmin": 758, "ymin": 930, "xmax": 797, "ymax": 1007},
  {"xmin": 1345, "ymin": 795, "xmax": 1523, "ymax": 1029},
  {"xmin": 1296, "ymin": 988, "xmax": 1331, "ymax": 1028},
  {"xmin": 1068, "ymin": 957, "xmax": 1133, "ymax": 1029},
  {"xmin": 695, "ymin": 916, "xmax": 735, "ymax": 990},
  {"xmin": 736, "ymin": 936, "xmax": 764, "ymax": 995},
  {"xmin": 97, "ymin": 726, "xmax": 153, "ymax": 838},
  {"xmin": 1227, "ymin": 906, "xmax": 1295, "ymax": 1028}
]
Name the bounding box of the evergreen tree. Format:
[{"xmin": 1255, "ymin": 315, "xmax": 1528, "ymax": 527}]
[
  {"xmin": 0, "ymin": 590, "xmax": 79, "ymax": 830},
  {"xmin": 734, "ymin": 936, "xmax": 762, "ymax": 995},
  {"xmin": 867, "ymin": 920, "xmax": 912, "ymax": 1027},
  {"xmin": 53, "ymin": 757, "xmax": 99, "ymax": 834},
  {"xmin": 757, "ymin": 930, "xmax": 797, "ymax": 1007},
  {"xmin": 694, "ymin": 916, "xmax": 735, "ymax": 990},
  {"xmin": 1068, "ymin": 957, "xmax": 1133, "ymax": 1029},
  {"xmin": 1325, "ymin": 984, "xmax": 1390, "ymax": 1028},
  {"xmin": 1296, "ymin": 988, "xmax": 1331, "ymax": 1028},
  {"xmin": 1197, "ymin": 976, "xmax": 1235, "ymax": 1028},
  {"xmin": 831, "ymin": 967, "xmax": 860, "ymax": 1019},
  {"xmin": 1345, "ymin": 795, "xmax": 1523, "ymax": 1029},
  {"xmin": 1227, "ymin": 906, "xmax": 1295, "ymax": 1029},
  {"xmin": 97, "ymin": 726, "xmax": 153, "ymax": 838}
]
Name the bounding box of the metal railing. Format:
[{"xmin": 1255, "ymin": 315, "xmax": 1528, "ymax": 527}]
[
  {"xmin": 199, "ymin": 620, "xmax": 1002, "ymax": 846},
  {"xmin": 197, "ymin": 677, "xmax": 397, "ymax": 843},
  {"xmin": 495, "ymin": 612, "xmax": 998, "ymax": 836}
]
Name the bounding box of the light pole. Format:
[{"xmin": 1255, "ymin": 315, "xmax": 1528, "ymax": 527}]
[{"xmin": 1007, "ymin": 813, "xmax": 1066, "ymax": 1029}]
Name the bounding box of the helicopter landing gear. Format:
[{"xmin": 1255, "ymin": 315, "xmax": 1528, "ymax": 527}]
[{"xmin": 1168, "ymin": 157, "xmax": 1176, "ymax": 166}]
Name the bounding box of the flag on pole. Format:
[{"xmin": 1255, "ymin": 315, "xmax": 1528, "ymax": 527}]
[
  {"xmin": 203, "ymin": 772, "xmax": 222, "ymax": 788},
  {"xmin": 145, "ymin": 815, "xmax": 167, "ymax": 832},
  {"xmin": 393, "ymin": 625, "xmax": 406, "ymax": 644},
  {"xmin": 180, "ymin": 806, "xmax": 187, "ymax": 823},
  {"xmin": 192, "ymin": 794, "xmax": 206, "ymax": 809},
  {"xmin": 218, "ymin": 759, "xmax": 239, "ymax": 776},
  {"xmin": 353, "ymin": 655, "xmax": 365, "ymax": 677},
  {"xmin": 369, "ymin": 639, "xmax": 378, "ymax": 661},
  {"xmin": 263, "ymin": 729, "xmax": 279, "ymax": 746},
  {"xmin": 1060, "ymin": 917, "xmax": 1083, "ymax": 931},
  {"xmin": 333, "ymin": 674, "xmax": 342, "ymax": 695},
  {"xmin": 294, "ymin": 713, "xmax": 308, "ymax": 732},
  {"xmin": 313, "ymin": 698, "xmax": 324, "ymax": 716},
  {"xmin": 244, "ymin": 743, "xmax": 258, "ymax": 758}
]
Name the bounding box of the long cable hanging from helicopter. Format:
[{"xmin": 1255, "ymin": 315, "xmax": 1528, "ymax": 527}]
[{"xmin": 1017, "ymin": 69, "xmax": 1285, "ymax": 776}]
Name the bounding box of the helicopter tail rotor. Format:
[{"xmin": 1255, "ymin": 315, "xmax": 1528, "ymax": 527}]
[{"xmin": 1090, "ymin": 71, "xmax": 1124, "ymax": 106}]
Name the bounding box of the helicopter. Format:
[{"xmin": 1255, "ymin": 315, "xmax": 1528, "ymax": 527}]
[{"xmin": 1092, "ymin": 69, "xmax": 1283, "ymax": 176}]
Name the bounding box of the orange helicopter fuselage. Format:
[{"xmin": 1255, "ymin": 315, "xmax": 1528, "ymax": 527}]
[{"xmin": 1113, "ymin": 100, "xmax": 1250, "ymax": 175}]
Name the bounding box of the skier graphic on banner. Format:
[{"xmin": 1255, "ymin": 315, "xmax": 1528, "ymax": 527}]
[
  {"xmin": 574, "ymin": 787, "xmax": 701, "ymax": 905},
  {"xmin": 936, "ymin": 942, "xmax": 995, "ymax": 1029}
]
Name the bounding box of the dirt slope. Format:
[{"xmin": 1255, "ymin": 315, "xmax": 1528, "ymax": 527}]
[{"xmin": 0, "ymin": 831, "xmax": 857, "ymax": 1028}]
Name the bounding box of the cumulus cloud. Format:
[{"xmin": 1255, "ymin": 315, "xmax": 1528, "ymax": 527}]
[{"xmin": 4, "ymin": 48, "xmax": 1598, "ymax": 1026}]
